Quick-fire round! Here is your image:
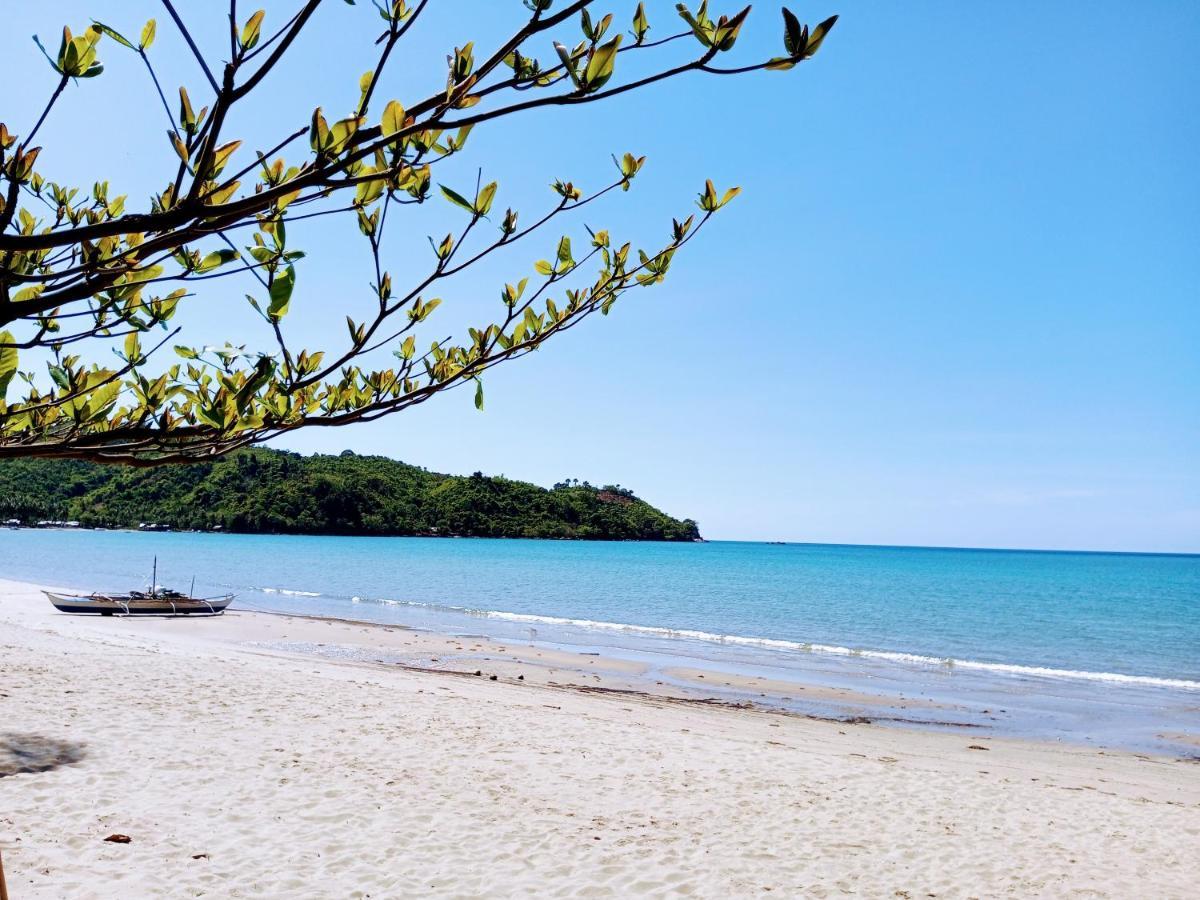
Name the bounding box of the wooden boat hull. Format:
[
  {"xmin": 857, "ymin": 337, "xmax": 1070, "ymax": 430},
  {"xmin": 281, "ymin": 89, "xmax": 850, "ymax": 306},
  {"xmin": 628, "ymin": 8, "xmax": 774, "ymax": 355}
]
[{"xmin": 43, "ymin": 591, "xmax": 233, "ymax": 616}]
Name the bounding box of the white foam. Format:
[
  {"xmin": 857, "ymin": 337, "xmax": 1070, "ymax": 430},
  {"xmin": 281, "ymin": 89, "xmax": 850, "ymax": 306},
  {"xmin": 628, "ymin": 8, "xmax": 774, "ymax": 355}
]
[
  {"xmin": 477, "ymin": 611, "xmax": 1200, "ymax": 691},
  {"xmin": 317, "ymin": 595, "xmax": 1200, "ymax": 692},
  {"xmin": 260, "ymin": 587, "xmax": 322, "ymax": 597}
]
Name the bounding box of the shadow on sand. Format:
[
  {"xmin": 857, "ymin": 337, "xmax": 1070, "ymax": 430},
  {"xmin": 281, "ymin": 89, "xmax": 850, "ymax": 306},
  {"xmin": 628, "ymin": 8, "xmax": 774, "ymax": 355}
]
[{"xmin": 0, "ymin": 732, "xmax": 86, "ymax": 778}]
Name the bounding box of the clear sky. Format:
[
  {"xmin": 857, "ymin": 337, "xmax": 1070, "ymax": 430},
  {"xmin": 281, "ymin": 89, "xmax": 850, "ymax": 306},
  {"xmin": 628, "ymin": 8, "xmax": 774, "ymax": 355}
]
[{"xmin": 4, "ymin": 2, "xmax": 1197, "ymax": 552}]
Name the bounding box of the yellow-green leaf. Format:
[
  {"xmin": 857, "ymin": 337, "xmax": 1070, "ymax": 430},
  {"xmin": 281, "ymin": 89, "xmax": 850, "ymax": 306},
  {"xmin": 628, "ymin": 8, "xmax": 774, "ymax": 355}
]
[
  {"xmin": 475, "ymin": 181, "xmax": 498, "ymax": 216},
  {"xmin": 0, "ymin": 332, "xmax": 18, "ymax": 401},
  {"xmin": 92, "ymin": 21, "xmax": 134, "ymax": 50},
  {"xmin": 585, "ymin": 35, "xmax": 622, "ymax": 89},
  {"xmin": 124, "ymin": 331, "xmax": 141, "ymax": 363},
  {"xmin": 240, "ymin": 10, "xmax": 265, "ymax": 50},
  {"xmin": 382, "ymin": 99, "xmax": 406, "ymax": 137},
  {"xmin": 268, "ymin": 264, "xmax": 295, "ymax": 320},
  {"xmin": 439, "ymin": 184, "xmax": 476, "ymax": 214}
]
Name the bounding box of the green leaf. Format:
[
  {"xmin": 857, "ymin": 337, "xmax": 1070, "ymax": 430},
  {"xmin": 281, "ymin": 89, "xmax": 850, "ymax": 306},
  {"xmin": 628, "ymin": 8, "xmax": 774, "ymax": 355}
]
[
  {"xmin": 473, "ymin": 379, "xmax": 484, "ymax": 410},
  {"xmin": 179, "ymin": 86, "xmax": 197, "ymax": 131},
  {"xmin": 805, "ymin": 15, "xmax": 838, "ymax": 57},
  {"xmin": 168, "ymin": 130, "xmax": 189, "ymax": 164},
  {"xmin": 357, "ymin": 69, "xmax": 374, "ymax": 110},
  {"xmin": 309, "ymin": 107, "xmax": 331, "ymax": 153},
  {"xmin": 534, "ymin": 260, "xmax": 554, "ymax": 276},
  {"xmin": 676, "ymin": 2, "xmax": 713, "ymax": 46},
  {"xmin": 632, "ymin": 3, "xmax": 650, "ymax": 44},
  {"xmin": 381, "ymin": 99, "xmax": 406, "ymax": 136},
  {"xmin": 475, "ymin": 181, "xmax": 498, "ymax": 216},
  {"xmin": 553, "ymin": 42, "xmax": 582, "ymax": 89},
  {"xmin": 585, "ymin": 35, "xmax": 622, "ymax": 89},
  {"xmin": 92, "ymin": 21, "xmax": 134, "ymax": 49},
  {"xmin": 240, "ymin": 10, "xmax": 265, "ymax": 50},
  {"xmin": 439, "ymin": 184, "xmax": 476, "ymax": 214},
  {"xmin": 714, "ymin": 6, "xmax": 751, "ymax": 51},
  {"xmin": 0, "ymin": 332, "xmax": 18, "ymax": 401},
  {"xmin": 48, "ymin": 364, "xmax": 71, "ymax": 391},
  {"xmin": 207, "ymin": 141, "xmax": 242, "ymax": 179},
  {"xmin": 328, "ymin": 115, "xmax": 362, "ymax": 154},
  {"xmin": 195, "ymin": 248, "xmax": 239, "ymax": 273},
  {"xmin": 781, "ymin": 8, "xmax": 804, "ymax": 56},
  {"xmin": 124, "ymin": 331, "xmax": 141, "ymax": 363},
  {"xmin": 268, "ymin": 264, "xmax": 295, "ymax": 320},
  {"xmin": 355, "ymin": 172, "xmax": 386, "ymax": 206}
]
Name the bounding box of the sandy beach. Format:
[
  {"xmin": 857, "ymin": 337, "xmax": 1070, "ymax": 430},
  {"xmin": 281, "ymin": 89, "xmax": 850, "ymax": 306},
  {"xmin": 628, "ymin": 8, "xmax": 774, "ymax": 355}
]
[{"xmin": 2, "ymin": 577, "xmax": 1198, "ymax": 898}]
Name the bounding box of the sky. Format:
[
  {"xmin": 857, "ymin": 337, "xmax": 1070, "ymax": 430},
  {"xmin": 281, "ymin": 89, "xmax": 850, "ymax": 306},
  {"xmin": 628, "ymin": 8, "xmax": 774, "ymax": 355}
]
[{"xmin": 3, "ymin": 2, "xmax": 1197, "ymax": 552}]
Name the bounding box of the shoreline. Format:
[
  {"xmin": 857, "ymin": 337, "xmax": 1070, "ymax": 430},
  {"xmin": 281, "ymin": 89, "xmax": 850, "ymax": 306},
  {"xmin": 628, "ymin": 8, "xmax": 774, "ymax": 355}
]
[
  {"xmin": 12, "ymin": 525, "xmax": 1198, "ymax": 556},
  {"xmin": 335, "ymin": 593, "xmax": 1200, "ymax": 691},
  {"xmin": 8, "ymin": 576, "xmax": 1200, "ymax": 758},
  {"xmin": 3, "ymin": 577, "xmax": 1199, "ymax": 896}
]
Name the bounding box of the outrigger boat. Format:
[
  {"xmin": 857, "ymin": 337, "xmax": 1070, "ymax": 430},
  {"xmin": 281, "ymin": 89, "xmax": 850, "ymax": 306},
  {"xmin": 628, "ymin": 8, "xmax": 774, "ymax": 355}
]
[{"xmin": 44, "ymin": 559, "xmax": 233, "ymax": 616}]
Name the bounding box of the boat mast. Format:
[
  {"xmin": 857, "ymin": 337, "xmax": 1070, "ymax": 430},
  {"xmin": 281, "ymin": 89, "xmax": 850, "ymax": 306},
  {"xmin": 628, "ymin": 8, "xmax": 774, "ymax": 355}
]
[{"xmin": 152, "ymin": 556, "xmax": 157, "ymax": 593}]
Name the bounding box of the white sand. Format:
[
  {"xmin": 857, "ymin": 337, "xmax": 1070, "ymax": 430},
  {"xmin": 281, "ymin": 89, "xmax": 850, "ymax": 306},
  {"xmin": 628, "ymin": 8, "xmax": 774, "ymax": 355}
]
[{"xmin": 2, "ymin": 578, "xmax": 1198, "ymax": 898}]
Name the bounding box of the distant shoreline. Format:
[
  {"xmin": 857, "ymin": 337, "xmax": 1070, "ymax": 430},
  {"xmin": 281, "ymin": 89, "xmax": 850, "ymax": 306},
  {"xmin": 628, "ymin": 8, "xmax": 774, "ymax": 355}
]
[
  {"xmin": 6, "ymin": 524, "xmax": 1196, "ymax": 556},
  {"xmin": 4, "ymin": 523, "xmax": 707, "ymax": 543}
]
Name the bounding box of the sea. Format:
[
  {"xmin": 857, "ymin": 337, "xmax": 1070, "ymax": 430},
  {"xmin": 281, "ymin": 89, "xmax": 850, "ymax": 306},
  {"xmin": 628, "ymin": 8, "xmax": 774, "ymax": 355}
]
[{"xmin": 3, "ymin": 530, "xmax": 1198, "ymax": 755}]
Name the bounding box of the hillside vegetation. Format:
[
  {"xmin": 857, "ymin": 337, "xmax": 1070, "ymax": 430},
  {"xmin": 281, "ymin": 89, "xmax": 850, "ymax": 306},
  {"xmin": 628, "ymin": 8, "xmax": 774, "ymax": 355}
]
[{"xmin": 0, "ymin": 450, "xmax": 700, "ymax": 541}]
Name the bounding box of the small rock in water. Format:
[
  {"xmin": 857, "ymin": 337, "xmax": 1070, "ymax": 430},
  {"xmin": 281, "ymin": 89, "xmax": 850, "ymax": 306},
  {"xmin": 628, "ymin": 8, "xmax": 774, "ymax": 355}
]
[
  {"xmin": 473, "ymin": 670, "xmax": 482, "ymax": 677},
  {"xmin": 192, "ymin": 853, "xmax": 209, "ymax": 860},
  {"xmin": 489, "ymin": 675, "xmax": 498, "ymax": 681},
  {"xmin": 103, "ymin": 834, "xmax": 132, "ymax": 844}
]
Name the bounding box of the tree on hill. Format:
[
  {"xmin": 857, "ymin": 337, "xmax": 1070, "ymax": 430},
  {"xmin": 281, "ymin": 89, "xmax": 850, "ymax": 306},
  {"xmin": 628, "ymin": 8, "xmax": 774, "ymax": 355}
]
[
  {"xmin": 0, "ymin": 2, "xmax": 835, "ymax": 465},
  {"xmin": 0, "ymin": 448, "xmax": 702, "ymax": 540}
]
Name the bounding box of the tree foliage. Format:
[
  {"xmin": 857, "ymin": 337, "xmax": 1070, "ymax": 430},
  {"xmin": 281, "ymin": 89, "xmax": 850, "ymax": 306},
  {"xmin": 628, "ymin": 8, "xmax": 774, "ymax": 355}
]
[
  {"xmin": 0, "ymin": 448, "xmax": 702, "ymax": 540},
  {"xmin": 0, "ymin": 1, "xmax": 836, "ymax": 465}
]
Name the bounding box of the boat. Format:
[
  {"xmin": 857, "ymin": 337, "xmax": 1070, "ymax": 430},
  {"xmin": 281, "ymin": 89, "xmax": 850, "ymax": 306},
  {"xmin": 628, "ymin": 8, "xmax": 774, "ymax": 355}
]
[
  {"xmin": 44, "ymin": 558, "xmax": 233, "ymax": 616},
  {"xmin": 43, "ymin": 590, "xmax": 233, "ymax": 616}
]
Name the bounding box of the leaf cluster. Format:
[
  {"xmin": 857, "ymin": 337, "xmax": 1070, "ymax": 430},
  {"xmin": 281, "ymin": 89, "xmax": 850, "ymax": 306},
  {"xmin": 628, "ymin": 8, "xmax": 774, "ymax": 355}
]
[{"xmin": 0, "ymin": 2, "xmax": 837, "ymax": 465}]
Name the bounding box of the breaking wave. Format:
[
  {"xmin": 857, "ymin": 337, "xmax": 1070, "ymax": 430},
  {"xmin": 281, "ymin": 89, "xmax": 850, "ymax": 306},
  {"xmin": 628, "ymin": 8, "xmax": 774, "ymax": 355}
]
[{"xmin": 338, "ymin": 596, "xmax": 1200, "ymax": 691}]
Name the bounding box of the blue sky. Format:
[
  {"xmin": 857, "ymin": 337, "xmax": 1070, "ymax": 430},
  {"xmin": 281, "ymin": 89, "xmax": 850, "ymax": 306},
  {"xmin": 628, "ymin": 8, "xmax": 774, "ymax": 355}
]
[{"xmin": 4, "ymin": 2, "xmax": 1197, "ymax": 552}]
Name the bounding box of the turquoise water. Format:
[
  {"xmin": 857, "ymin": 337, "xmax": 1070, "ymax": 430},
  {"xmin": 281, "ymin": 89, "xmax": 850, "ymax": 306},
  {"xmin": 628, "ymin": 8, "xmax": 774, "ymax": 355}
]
[
  {"xmin": 4, "ymin": 531, "xmax": 1196, "ymax": 682},
  {"xmin": 3, "ymin": 530, "xmax": 1198, "ymax": 751}
]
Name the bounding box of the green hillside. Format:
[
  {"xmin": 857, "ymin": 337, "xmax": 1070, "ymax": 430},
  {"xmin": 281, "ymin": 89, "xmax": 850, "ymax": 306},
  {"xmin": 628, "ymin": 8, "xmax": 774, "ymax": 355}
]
[{"xmin": 0, "ymin": 449, "xmax": 701, "ymax": 542}]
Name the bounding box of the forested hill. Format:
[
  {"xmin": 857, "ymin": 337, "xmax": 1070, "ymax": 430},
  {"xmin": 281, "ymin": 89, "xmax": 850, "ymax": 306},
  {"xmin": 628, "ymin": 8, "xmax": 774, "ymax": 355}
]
[{"xmin": 0, "ymin": 450, "xmax": 701, "ymax": 542}]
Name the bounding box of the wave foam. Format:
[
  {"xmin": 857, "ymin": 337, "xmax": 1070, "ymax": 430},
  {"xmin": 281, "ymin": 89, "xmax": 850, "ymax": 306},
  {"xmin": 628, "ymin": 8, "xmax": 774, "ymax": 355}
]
[
  {"xmin": 277, "ymin": 594, "xmax": 1200, "ymax": 692},
  {"xmin": 475, "ymin": 611, "xmax": 1200, "ymax": 691},
  {"xmin": 260, "ymin": 587, "xmax": 323, "ymax": 597}
]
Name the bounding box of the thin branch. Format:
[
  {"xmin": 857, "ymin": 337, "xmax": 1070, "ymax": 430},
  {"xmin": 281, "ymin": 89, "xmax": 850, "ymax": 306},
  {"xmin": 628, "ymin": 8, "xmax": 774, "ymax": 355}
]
[
  {"xmin": 232, "ymin": 0, "xmax": 323, "ymax": 100},
  {"xmin": 22, "ymin": 74, "xmax": 69, "ymax": 149},
  {"xmin": 161, "ymin": 0, "xmax": 221, "ymax": 94},
  {"xmin": 139, "ymin": 50, "xmax": 183, "ymax": 142}
]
